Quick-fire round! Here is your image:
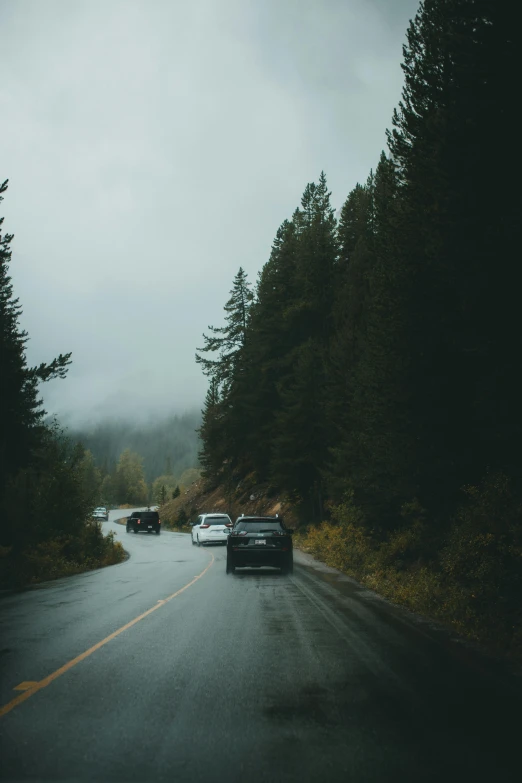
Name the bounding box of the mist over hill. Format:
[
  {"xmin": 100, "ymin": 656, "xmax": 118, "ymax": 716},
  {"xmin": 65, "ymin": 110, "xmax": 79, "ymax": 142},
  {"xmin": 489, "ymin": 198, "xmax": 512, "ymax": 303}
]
[{"xmin": 68, "ymin": 409, "xmax": 202, "ymax": 482}]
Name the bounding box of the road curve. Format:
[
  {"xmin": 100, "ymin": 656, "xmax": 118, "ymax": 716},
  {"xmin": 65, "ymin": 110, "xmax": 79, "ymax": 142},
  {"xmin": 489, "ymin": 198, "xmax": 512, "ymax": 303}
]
[{"xmin": 0, "ymin": 510, "xmax": 519, "ymax": 782}]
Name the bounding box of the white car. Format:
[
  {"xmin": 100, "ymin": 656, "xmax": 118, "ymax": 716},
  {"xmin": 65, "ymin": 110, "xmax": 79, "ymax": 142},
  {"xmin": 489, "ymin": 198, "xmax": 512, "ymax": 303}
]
[
  {"xmin": 92, "ymin": 506, "xmax": 108, "ymax": 521},
  {"xmin": 191, "ymin": 513, "xmax": 232, "ymax": 546}
]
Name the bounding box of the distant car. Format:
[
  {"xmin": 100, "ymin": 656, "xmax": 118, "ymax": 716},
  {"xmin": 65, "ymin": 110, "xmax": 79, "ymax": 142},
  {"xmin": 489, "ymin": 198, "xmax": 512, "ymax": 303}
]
[
  {"xmin": 191, "ymin": 513, "xmax": 232, "ymax": 546},
  {"xmin": 126, "ymin": 510, "xmax": 161, "ymax": 535},
  {"xmin": 226, "ymin": 515, "xmax": 293, "ymax": 574},
  {"xmin": 92, "ymin": 506, "xmax": 108, "ymax": 521}
]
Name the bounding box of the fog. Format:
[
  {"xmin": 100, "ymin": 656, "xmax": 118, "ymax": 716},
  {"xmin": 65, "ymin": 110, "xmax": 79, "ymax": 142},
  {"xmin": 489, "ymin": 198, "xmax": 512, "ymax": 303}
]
[{"xmin": 1, "ymin": 0, "xmax": 419, "ymax": 424}]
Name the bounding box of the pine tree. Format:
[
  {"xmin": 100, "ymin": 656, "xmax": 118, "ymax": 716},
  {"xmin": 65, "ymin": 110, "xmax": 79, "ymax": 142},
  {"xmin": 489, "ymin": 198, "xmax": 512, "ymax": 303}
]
[
  {"xmin": 271, "ymin": 339, "xmax": 327, "ymax": 519},
  {"xmin": 292, "ymin": 171, "xmax": 338, "ymax": 347},
  {"xmin": 195, "ymin": 267, "xmax": 253, "ymax": 389},
  {"xmin": 196, "ymin": 269, "xmax": 254, "ymax": 479},
  {"xmin": 325, "ymin": 177, "xmax": 374, "ymax": 502},
  {"xmin": 233, "ymin": 219, "xmax": 299, "ymax": 478},
  {"xmin": 160, "ymin": 484, "xmax": 167, "ymax": 505},
  {"xmin": 0, "ymin": 180, "xmax": 71, "ymax": 537},
  {"xmin": 270, "ymin": 173, "xmax": 338, "ymax": 516},
  {"xmin": 197, "ymin": 378, "xmax": 225, "ymax": 483},
  {"xmin": 79, "ymin": 449, "xmax": 102, "ymax": 505}
]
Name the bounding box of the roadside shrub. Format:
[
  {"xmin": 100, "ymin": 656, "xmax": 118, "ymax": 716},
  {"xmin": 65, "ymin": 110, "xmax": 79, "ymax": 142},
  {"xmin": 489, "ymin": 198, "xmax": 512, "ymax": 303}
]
[
  {"xmin": 297, "ymin": 474, "xmax": 522, "ymax": 659},
  {"xmin": 163, "ymin": 506, "xmax": 192, "ymax": 531},
  {"xmin": 439, "ymin": 473, "xmax": 522, "ymax": 649},
  {"xmin": 0, "ymin": 520, "xmax": 126, "ymax": 588},
  {"xmin": 297, "ymin": 492, "xmax": 377, "ymax": 578}
]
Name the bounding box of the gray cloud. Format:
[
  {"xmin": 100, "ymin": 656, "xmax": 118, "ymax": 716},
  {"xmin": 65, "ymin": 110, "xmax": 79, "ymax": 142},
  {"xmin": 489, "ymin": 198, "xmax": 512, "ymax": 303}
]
[{"xmin": 1, "ymin": 0, "xmax": 419, "ymax": 423}]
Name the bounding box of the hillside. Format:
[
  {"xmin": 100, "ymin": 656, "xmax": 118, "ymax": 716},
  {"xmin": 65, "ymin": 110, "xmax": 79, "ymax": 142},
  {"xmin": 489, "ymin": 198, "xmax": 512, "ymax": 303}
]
[{"xmin": 160, "ymin": 475, "xmax": 297, "ymax": 529}]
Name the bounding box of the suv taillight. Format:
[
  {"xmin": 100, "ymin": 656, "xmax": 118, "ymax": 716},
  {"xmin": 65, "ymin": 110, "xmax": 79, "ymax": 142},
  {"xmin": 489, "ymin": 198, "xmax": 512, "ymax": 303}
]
[{"xmin": 200, "ymin": 524, "xmax": 210, "ymax": 529}]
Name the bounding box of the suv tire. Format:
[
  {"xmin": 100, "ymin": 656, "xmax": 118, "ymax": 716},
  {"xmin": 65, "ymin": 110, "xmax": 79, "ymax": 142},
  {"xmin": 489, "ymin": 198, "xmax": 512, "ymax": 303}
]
[
  {"xmin": 226, "ymin": 554, "xmax": 235, "ymax": 574},
  {"xmin": 281, "ymin": 555, "xmax": 293, "ymax": 576}
]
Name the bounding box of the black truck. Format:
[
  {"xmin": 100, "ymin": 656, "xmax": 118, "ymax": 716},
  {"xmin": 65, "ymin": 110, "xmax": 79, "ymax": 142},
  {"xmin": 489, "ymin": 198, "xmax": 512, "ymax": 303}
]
[{"xmin": 126, "ymin": 510, "xmax": 161, "ymax": 535}]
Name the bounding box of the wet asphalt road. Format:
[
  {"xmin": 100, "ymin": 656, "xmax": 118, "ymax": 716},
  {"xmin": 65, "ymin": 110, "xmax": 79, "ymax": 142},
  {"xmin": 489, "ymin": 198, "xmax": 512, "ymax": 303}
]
[{"xmin": 0, "ymin": 510, "xmax": 520, "ymax": 783}]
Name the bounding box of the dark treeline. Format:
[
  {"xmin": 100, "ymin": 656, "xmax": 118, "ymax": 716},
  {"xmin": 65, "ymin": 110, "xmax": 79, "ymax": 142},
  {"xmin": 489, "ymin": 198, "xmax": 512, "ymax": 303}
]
[
  {"xmin": 0, "ymin": 180, "xmax": 124, "ymax": 585},
  {"xmin": 69, "ymin": 412, "xmax": 201, "ymax": 485},
  {"xmin": 198, "ymin": 2, "xmax": 519, "ymax": 527},
  {"xmin": 196, "ymin": 0, "xmax": 521, "ymax": 651}
]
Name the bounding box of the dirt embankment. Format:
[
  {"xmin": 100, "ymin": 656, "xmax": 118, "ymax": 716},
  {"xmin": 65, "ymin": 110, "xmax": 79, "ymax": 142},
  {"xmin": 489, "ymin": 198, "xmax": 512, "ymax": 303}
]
[{"xmin": 159, "ymin": 477, "xmax": 297, "ymax": 529}]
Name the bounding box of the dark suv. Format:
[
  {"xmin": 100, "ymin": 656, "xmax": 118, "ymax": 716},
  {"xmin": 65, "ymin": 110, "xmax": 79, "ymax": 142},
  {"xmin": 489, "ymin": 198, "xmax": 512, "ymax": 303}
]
[
  {"xmin": 126, "ymin": 510, "xmax": 161, "ymax": 535},
  {"xmin": 226, "ymin": 515, "xmax": 293, "ymax": 574}
]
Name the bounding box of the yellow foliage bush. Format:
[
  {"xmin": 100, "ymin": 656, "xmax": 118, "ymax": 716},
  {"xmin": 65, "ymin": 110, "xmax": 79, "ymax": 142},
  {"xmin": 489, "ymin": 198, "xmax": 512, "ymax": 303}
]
[{"xmin": 297, "ymin": 475, "xmax": 522, "ymax": 659}]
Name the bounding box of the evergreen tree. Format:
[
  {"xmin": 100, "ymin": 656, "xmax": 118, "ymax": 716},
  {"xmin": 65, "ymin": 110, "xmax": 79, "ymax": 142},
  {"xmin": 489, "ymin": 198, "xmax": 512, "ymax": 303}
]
[
  {"xmin": 5, "ymin": 429, "xmax": 95, "ymax": 552},
  {"xmin": 0, "ymin": 180, "xmax": 71, "ymax": 543},
  {"xmin": 196, "ymin": 269, "xmax": 254, "ymax": 480},
  {"xmin": 292, "ymin": 171, "xmax": 338, "ymax": 347},
  {"xmin": 197, "ymin": 378, "xmax": 225, "ymax": 482},
  {"xmin": 195, "ymin": 267, "xmax": 253, "ymax": 389},
  {"xmin": 270, "ymin": 173, "xmax": 338, "ymax": 515},
  {"xmin": 160, "ymin": 484, "xmax": 167, "ymax": 505},
  {"xmin": 79, "ymin": 449, "xmax": 102, "ymax": 505},
  {"xmin": 271, "ymin": 339, "xmax": 327, "ymax": 519},
  {"xmin": 238, "ymin": 219, "xmax": 299, "ymax": 478},
  {"xmin": 326, "ymin": 153, "xmax": 416, "ymax": 522},
  {"xmin": 325, "ymin": 177, "xmax": 374, "ymax": 502}
]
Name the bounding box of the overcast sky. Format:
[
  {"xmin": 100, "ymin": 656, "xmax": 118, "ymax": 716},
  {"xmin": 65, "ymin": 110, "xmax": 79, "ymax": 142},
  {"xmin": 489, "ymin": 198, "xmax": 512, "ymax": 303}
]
[{"xmin": 1, "ymin": 0, "xmax": 419, "ymax": 425}]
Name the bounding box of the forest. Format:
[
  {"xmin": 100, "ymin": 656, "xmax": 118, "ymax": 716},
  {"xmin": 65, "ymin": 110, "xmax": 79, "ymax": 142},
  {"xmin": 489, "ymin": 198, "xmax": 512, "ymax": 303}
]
[{"xmin": 196, "ymin": 1, "xmax": 521, "ymax": 655}]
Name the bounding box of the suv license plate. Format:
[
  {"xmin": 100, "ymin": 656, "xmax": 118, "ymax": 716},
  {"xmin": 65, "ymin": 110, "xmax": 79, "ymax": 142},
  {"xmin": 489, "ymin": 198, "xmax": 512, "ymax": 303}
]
[
  {"xmin": 254, "ymin": 540, "xmax": 266, "ymax": 545},
  {"xmin": 148, "ymin": 525, "xmax": 153, "ymax": 529}
]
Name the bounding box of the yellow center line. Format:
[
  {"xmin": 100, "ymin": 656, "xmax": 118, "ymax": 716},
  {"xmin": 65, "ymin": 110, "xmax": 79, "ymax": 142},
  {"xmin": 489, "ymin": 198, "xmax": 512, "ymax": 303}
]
[{"xmin": 0, "ymin": 552, "xmax": 215, "ymax": 718}]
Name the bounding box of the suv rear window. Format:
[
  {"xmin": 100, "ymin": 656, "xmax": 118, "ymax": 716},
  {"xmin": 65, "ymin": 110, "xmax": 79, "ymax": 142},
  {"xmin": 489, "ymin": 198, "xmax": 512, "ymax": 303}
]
[
  {"xmin": 139, "ymin": 512, "xmax": 159, "ymax": 521},
  {"xmin": 205, "ymin": 516, "xmax": 230, "ymax": 525},
  {"xmin": 235, "ymin": 520, "xmax": 285, "ymax": 533}
]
